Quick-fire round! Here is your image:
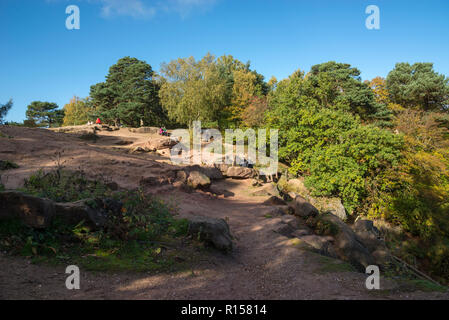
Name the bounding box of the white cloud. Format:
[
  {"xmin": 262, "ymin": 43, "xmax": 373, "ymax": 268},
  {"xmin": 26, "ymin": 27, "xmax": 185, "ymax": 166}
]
[
  {"xmin": 97, "ymin": 0, "xmax": 155, "ymax": 19},
  {"xmin": 46, "ymin": 0, "xmax": 216, "ymax": 19}
]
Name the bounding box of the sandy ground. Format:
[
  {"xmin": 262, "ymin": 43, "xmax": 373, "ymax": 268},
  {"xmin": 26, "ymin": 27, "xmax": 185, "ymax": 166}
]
[{"xmin": 1, "ymin": 125, "xmax": 448, "ymax": 300}]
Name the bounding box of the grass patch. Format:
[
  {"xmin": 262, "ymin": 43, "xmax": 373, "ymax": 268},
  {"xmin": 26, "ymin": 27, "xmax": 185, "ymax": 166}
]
[
  {"xmin": 0, "ymin": 217, "xmax": 198, "ymax": 273},
  {"xmin": 315, "ymin": 255, "xmax": 356, "ymax": 273}
]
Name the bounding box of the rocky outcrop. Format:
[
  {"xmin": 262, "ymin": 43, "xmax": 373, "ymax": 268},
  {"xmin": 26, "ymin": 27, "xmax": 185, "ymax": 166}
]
[
  {"xmin": 297, "ymin": 234, "xmax": 338, "ymax": 258},
  {"xmin": 277, "ymin": 176, "xmax": 309, "ymax": 197},
  {"xmin": 290, "ymin": 195, "xmax": 319, "ymax": 218},
  {"xmin": 316, "ymin": 213, "xmax": 375, "ymax": 271},
  {"xmin": 310, "ymin": 197, "xmax": 347, "ymax": 221},
  {"xmin": 187, "ymin": 216, "xmax": 233, "ymax": 252},
  {"xmin": 278, "ymin": 176, "xmax": 347, "ymax": 221},
  {"xmin": 0, "ymin": 191, "xmax": 122, "ymax": 229},
  {"xmin": 226, "ymin": 166, "xmax": 255, "ymax": 179},
  {"xmin": 184, "ymin": 165, "xmax": 223, "ymax": 180},
  {"xmin": 187, "ymin": 171, "xmax": 211, "ymax": 189},
  {"xmin": 353, "ymin": 219, "xmax": 390, "ymax": 264}
]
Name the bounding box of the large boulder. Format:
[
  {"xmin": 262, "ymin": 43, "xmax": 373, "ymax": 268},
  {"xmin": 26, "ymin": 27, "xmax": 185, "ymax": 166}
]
[
  {"xmin": 277, "ymin": 176, "xmax": 309, "ymax": 197},
  {"xmin": 145, "ymin": 137, "xmax": 178, "ymax": 151},
  {"xmin": 290, "ymin": 195, "xmax": 319, "ymax": 218},
  {"xmin": 317, "ymin": 213, "xmax": 375, "ymax": 271},
  {"xmin": 226, "ymin": 166, "xmax": 255, "ymax": 179},
  {"xmin": 187, "ymin": 171, "xmax": 211, "ymax": 189},
  {"xmin": 187, "ymin": 216, "xmax": 233, "ymax": 252},
  {"xmin": 310, "ymin": 197, "xmax": 347, "ymax": 221},
  {"xmin": 353, "ymin": 219, "xmax": 389, "ymax": 264},
  {"xmin": 184, "ymin": 165, "xmax": 223, "ymax": 180}
]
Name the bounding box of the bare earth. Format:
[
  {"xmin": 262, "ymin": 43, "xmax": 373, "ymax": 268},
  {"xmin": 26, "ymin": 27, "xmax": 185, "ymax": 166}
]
[{"xmin": 1, "ymin": 125, "xmax": 448, "ymax": 300}]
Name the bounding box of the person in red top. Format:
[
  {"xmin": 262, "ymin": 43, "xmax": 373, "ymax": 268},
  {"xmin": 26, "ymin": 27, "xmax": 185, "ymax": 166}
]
[{"xmin": 96, "ymin": 118, "xmax": 101, "ymax": 124}]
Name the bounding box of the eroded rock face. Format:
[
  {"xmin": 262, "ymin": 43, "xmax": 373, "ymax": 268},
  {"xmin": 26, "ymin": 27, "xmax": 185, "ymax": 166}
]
[
  {"xmin": 290, "ymin": 195, "xmax": 319, "ymax": 218},
  {"xmin": 226, "ymin": 166, "xmax": 255, "ymax": 179},
  {"xmin": 318, "ymin": 213, "xmax": 375, "ymax": 271},
  {"xmin": 353, "ymin": 219, "xmax": 389, "ymax": 264},
  {"xmin": 297, "ymin": 234, "xmax": 338, "ymax": 258},
  {"xmin": 187, "ymin": 216, "xmax": 233, "ymax": 252},
  {"xmin": 310, "ymin": 198, "xmax": 347, "ymax": 221}
]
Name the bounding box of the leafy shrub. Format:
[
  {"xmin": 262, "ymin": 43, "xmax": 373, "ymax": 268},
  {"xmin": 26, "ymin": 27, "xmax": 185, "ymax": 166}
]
[{"xmin": 23, "ymin": 169, "xmax": 111, "ymax": 202}]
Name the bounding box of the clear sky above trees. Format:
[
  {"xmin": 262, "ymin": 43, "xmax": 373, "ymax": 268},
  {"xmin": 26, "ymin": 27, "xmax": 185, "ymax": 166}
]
[{"xmin": 1, "ymin": 0, "xmax": 449, "ymax": 122}]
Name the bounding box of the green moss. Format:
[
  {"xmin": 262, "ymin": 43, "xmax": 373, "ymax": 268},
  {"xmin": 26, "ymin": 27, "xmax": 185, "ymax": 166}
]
[{"xmin": 315, "ymin": 255, "xmax": 356, "ymax": 273}]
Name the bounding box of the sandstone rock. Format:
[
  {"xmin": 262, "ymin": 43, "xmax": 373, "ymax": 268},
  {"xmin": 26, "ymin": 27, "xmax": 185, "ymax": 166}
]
[
  {"xmin": 277, "ymin": 176, "xmax": 309, "ymax": 197},
  {"xmin": 187, "ymin": 171, "xmax": 211, "ymax": 189},
  {"xmin": 226, "ymin": 166, "xmax": 255, "ymax": 179},
  {"xmin": 187, "ymin": 216, "xmax": 233, "ymax": 252},
  {"xmin": 263, "ymin": 206, "xmax": 290, "ymax": 217},
  {"xmin": 310, "ymin": 197, "xmax": 347, "ymax": 221},
  {"xmin": 146, "ymin": 137, "xmax": 177, "ymax": 150},
  {"xmin": 319, "ymin": 213, "xmax": 375, "ymax": 271},
  {"xmin": 353, "ymin": 219, "xmax": 387, "ymax": 255},
  {"xmin": 262, "ymin": 195, "xmax": 287, "ymax": 206},
  {"xmin": 290, "ymin": 195, "xmax": 319, "ymax": 218},
  {"xmin": 175, "ymin": 170, "xmax": 188, "ymax": 183},
  {"xmin": 185, "ymin": 165, "xmax": 223, "ymax": 180},
  {"xmin": 291, "ymin": 228, "xmax": 312, "ymax": 237},
  {"xmin": 251, "ymin": 183, "xmax": 280, "ymax": 197},
  {"xmin": 297, "ymin": 234, "xmax": 338, "ymax": 258}
]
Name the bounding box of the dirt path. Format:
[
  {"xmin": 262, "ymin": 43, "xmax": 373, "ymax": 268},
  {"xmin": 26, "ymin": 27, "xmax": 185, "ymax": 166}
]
[{"xmin": 1, "ymin": 126, "xmax": 448, "ymax": 300}]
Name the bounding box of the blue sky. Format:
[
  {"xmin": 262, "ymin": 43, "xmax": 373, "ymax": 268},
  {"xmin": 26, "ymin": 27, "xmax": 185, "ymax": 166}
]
[{"xmin": 1, "ymin": 0, "xmax": 449, "ymax": 122}]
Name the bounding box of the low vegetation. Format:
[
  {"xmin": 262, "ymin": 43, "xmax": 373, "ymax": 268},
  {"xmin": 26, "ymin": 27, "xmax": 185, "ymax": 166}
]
[{"xmin": 0, "ymin": 168, "xmax": 196, "ymax": 273}]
